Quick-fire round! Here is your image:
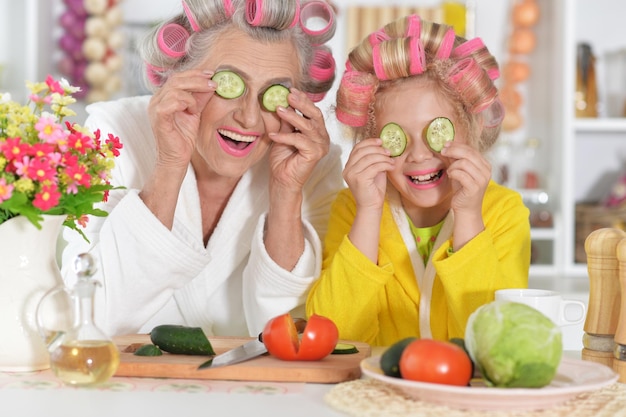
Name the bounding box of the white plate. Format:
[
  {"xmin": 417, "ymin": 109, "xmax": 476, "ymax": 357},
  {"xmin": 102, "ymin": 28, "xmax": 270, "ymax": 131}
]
[{"xmin": 361, "ymin": 356, "xmax": 619, "ymax": 411}]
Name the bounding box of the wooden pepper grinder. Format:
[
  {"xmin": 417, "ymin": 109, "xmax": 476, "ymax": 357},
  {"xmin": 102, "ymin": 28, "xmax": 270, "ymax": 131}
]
[
  {"xmin": 613, "ymin": 237, "xmax": 626, "ymax": 381},
  {"xmin": 582, "ymin": 228, "xmax": 626, "ymax": 367}
]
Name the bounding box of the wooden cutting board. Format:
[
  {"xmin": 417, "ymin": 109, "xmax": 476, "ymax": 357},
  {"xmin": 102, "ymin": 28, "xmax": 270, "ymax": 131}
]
[{"xmin": 114, "ymin": 334, "xmax": 371, "ymax": 383}]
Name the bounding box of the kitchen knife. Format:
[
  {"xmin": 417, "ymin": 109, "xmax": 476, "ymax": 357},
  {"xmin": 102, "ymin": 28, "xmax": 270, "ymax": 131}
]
[{"xmin": 197, "ymin": 318, "xmax": 306, "ymax": 370}]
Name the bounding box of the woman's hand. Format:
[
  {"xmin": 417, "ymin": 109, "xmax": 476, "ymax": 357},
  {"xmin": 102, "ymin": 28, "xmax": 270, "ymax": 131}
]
[
  {"xmin": 441, "ymin": 141, "xmax": 491, "ymax": 249},
  {"xmin": 148, "ymin": 69, "xmax": 217, "ymax": 171},
  {"xmin": 343, "ymin": 138, "xmax": 395, "ymax": 212},
  {"xmin": 267, "ymin": 89, "xmax": 330, "ymax": 195},
  {"xmin": 142, "ymin": 69, "xmax": 217, "ymax": 229},
  {"xmin": 263, "ymin": 89, "xmax": 332, "ymax": 270}
]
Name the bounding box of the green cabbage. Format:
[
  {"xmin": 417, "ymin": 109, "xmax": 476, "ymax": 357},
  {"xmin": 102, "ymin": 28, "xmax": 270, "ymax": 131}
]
[{"xmin": 465, "ymin": 300, "xmax": 562, "ymax": 388}]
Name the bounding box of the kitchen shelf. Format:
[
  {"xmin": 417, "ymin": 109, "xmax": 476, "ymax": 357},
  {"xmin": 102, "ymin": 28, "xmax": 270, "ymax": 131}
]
[
  {"xmin": 551, "ymin": 0, "xmax": 626, "ymax": 279},
  {"xmin": 531, "ymin": 228, "xmax": 556, "ymax": 240},
  {"xmin": 574, "ymin": 118, "xmax": 626, "ymax": 132}
]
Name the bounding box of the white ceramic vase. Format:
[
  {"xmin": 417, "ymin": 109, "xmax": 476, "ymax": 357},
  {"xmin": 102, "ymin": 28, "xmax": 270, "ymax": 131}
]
[{"xmin": 0, "ymin": 215, "xmax": 66, "ymax": 371}]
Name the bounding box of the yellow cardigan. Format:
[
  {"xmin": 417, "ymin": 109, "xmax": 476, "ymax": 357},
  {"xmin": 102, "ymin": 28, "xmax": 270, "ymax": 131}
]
[{"xmin": 306, "ymin": 181, "xmax": 530, "ymax": 347}]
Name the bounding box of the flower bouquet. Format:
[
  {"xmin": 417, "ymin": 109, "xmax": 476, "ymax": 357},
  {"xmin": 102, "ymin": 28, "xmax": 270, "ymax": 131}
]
[{"xmin": 0, "ymin": 75, "xmax": 122, "ymax": 240}]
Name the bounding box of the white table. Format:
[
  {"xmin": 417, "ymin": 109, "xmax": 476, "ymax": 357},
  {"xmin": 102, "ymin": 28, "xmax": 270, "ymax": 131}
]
[{"xmin": 0, "ymin": 369, "xmax": 346, "ymax": 417}]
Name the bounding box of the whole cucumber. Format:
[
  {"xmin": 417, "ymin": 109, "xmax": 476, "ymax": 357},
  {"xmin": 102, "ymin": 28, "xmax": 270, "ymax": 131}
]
[{"xmin": 150, "ymin": 324, "xmax": 215, "ymax": 355}]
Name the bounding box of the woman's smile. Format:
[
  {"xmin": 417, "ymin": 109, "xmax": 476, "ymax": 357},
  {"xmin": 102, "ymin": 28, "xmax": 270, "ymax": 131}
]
[{"xmin": 216, "ymin": 127, "xmax": 260, "ymax": 157}]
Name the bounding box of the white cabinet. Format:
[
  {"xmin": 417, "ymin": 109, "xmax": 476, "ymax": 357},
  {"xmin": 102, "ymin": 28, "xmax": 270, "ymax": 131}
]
[{"xmin": 546, "ymin": 0, "xmax": 626, "ymax": 279}]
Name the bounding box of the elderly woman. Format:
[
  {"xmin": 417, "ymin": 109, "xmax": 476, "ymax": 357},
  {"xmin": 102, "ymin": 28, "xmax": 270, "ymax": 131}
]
[{"xmin": 61, "ymin": 0, "xmax": 343, "ymax": 337}]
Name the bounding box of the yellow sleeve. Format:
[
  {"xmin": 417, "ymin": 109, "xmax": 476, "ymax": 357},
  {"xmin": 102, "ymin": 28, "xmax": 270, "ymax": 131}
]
[
  {"xmin": 430, "ymin": 182, "xmax": 531, "ymax": 340},
  {"xmin": 306, "ymin": 190, "xmax": 394, "ymax": 344}
]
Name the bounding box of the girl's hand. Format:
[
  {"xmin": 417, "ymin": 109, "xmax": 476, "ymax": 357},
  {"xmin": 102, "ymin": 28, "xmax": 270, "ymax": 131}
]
[
  {"xmin": 148, "ymin": 69, "xmax": 217, "ymax": 171},
  {"xmin": 267, "ymin": 89, "xmax": 331, "ymax": 195},
  {"xmin": 441, "ymin": 141, "xmax": 491, "ymax": 249},
  {"xmin": 441, "ymin": 141, "xmax": 491, "ymax": 215},
  {"xmin": 343, "ymin": 138, "xmax": 395, "ymax": 212}
]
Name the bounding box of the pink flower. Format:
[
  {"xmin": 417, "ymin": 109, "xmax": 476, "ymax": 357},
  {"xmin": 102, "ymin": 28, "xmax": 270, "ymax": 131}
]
[
  {"xmin": 105, "ymin": 132, "xmax": 123, "ymax": 157},
  {"xmin": 67, "ymin": 129, "xmax": 95, "ymax": 155},
  {"xmin": 64, "ymin": 163, "xmax": 92, "ymax": 193},
  {"xmin": 0, "ymin": 137, "xmax": 28, "ymax": 162},
  {"xmin": 29, "ymin": 93, "xmax": 52, "ymax": 105},
  {"xmin": 29, "ymin": 142, "xmax": 55, "ymax": 158},
  {"xmin": 45, "ymin": 75, "xmax": 65, "ymax": 94},
  {"xmin": 76, "ymin": 215, "xmax": 89, "ymax": 228},
  {"xmin": 35, "ymin": 116, "xmax": 65, "ymax": 142},
  {"xmin": 27, "ymin": 157, "xmax": 57, "ymax": 183},
  {"xmin": 13, "ymin": 156, "xmax": 32, "ymax": 178},
  {"xmin": 33, "ymin": 184, "xmax": 61, "ymax": 211},
  {"xmin": 0, "ymin": 178, "xmax": 14, "ymax": 202}
]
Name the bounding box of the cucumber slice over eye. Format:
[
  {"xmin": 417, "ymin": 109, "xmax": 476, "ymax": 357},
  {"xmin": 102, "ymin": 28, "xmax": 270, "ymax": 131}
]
[
  {"xmin": 212, "ymin": 70, "xmax": 245, "ymax": 99},
  {"xmin": 380, "ymin": 122, "xmax": 407, "ymax": 157},
  {"xmin": 426, "ymin": 117, "xmax": 455, "ymax": 152},
  {"xmin": 262, "ymin": 84, "xmax": 290, "ymax": 112}
]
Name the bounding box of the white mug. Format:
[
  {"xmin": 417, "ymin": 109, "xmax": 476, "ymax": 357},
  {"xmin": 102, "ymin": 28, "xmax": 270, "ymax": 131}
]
[{"xmin": 494, "ymin": 289, "xmax": 586, "ymax": 326}]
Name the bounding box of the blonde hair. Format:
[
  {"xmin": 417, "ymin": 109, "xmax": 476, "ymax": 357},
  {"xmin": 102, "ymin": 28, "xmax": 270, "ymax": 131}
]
[
  {"xmin": 336, "ymin": 14, "xmax": 503, "ymax": 152},
  {"xmin": 140, "ymin": 0, "xmax": 337, "ymax": 102}
]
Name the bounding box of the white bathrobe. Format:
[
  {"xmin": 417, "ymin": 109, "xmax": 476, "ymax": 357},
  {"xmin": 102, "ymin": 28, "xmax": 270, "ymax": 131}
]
[{"xmin": 61, "ymin": 96, "xmax": 344, "ymax": 337}]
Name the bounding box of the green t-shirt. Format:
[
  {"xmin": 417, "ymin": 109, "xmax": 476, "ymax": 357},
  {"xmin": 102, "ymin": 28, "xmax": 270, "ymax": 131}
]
[{"xmin": 407, "ymin": 216, "xmax": 444, "ymax": 265}]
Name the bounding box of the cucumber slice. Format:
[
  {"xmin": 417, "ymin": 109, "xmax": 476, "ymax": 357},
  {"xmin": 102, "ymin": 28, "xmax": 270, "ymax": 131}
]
[
  {"xmin": 380, "ymin": 122, "xmax": 407, "ymax": 157},
  {"xmin": 262, "ymin": 84, "xmax": 290, "ymax": 112},
  {"xmin": 134, "ymin": 343, "xmax": 163, "ymax": 356},
  {"xmin": 426, "ymin": 117, "xmax": 455, "ymax": 152},
  {"xmin": 332, "ymin": 343, "xmax": 359, "ymax": 354},
  {"xmin": 212, "ymin": 70, "xmax": 245, "ymax": 99}
]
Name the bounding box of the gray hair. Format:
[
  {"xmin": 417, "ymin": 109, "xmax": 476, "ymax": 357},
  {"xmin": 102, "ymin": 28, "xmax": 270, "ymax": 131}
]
[{"xmin": 139, "ymin": 0, "xmax": 336, "ymax": 101}]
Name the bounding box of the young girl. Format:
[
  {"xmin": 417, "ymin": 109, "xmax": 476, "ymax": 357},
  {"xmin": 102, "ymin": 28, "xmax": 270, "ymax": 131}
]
[{"xmin": 306, "ymin": 15, "xmax": 531, "ymax": 346}]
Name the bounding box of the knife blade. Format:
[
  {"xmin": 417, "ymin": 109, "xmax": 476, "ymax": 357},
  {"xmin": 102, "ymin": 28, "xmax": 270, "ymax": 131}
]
[{"xmin": 197, "ymin": 318, "xmax": 306, "ymax": 370}]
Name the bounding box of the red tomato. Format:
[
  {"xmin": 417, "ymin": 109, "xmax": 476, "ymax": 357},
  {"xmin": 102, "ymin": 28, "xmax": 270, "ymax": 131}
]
[
  {"xmin": 262, "ymin": 314, "xmax": 339, "ymax": 361},
  {"xmin": 399, "ymin": 339, "xmax": 472, "ymax": 386}
]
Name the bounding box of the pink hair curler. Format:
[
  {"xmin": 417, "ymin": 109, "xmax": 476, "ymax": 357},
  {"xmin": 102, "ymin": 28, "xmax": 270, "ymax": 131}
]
[
  {"xmin": 182, "ymin": 0, "xmax": 200, "ymax": 32},
  {"xmin": 157, "ymin": 23, "xmax": 190, "ymax": 58},
  {"xmin": 145, "ymin": 63, "xmax": 166, "ymax": 86},
  {"xmin": 409, "ymin": 37, "xmax": 426, "ymax": 75},
  {"xmin": 289, "ymin": 0, "xmax": 301, "ymax": 28},
  {"xmin": 336, "ymin": 70, "xmax": 376, "ymax": 127},
  {"xmin": 223, "ymin": 0, "xmax": 235, "ymax": 17},
  {"xmin": 481, "ymin": 98, "xmax": 505, "ymax": 128},
  {"xmin": 372, "ymin": 44, "xmax": 388, "ymax": 81},
  {"xmin": 448, "ymin": 57, "xmax": 495, "ymax": 113},
  {"xmin": 487, "ymin": 67, "xmax": 500, "ymax": 80},
  {"xmin": 405, "ymin": 14, "xmax": 421, "ymax": 38},
  {"xmin": 436, "ymin": 28, "xmax": 455, "ymax": 59},
  {"xmin": 452, "ymin": 37, "xmax": 485, "ymax": 58},
  {"xmin": 246, "ymin": 0, "xmax": 300, "ymax": 28},
  {"xmin": 369, "ymin": 29, "xmax": 390, "ymax": 47},
  {"xmin": 299, "ymin": 0, "xmax": 334, "ymax": 45},
  {"xmin": 309, "ymin": 48, "xmax": 335, "ymax": 82},
  {"xmin": 305, "ymin": 91, "xmax": 326, "ymax": 103},
  {"xmin": 246, "ymin": 0, "xmax": 264, "ymax": 26},
  {"xmin": 448, "ymin": 57, "xmax": 477, "ymax": 85}
]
